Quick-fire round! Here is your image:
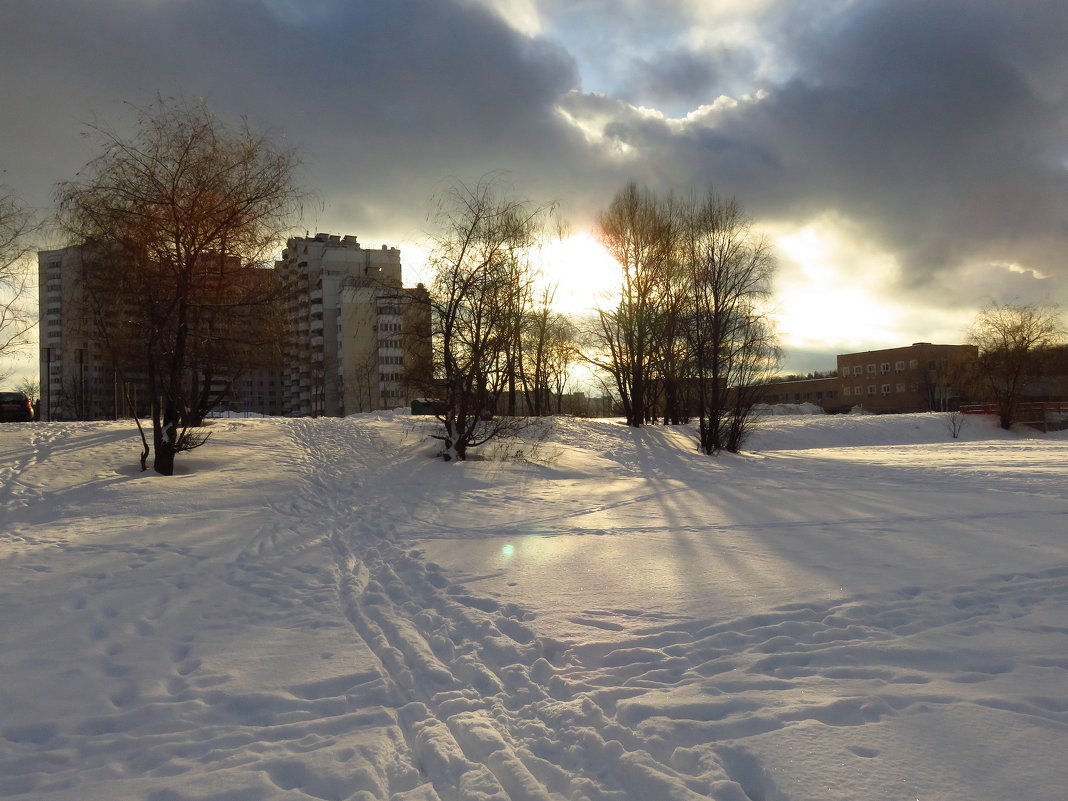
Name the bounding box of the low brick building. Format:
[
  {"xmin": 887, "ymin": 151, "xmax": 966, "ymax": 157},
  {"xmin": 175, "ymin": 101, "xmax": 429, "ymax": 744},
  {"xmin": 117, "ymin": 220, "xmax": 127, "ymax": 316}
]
[
  {"xmin": 759, "ymin": 342, "xmax": 978, "ymax": 414},
  {"xmin": 837, "ymin": 343, "xmax": 977, "ymax": 413}
]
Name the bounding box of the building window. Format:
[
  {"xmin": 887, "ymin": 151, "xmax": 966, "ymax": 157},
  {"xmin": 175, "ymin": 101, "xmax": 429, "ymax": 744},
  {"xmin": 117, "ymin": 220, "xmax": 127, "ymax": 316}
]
[
  {"xmin": 880, "ymin": 362, "xmax": 890, "ymax": 374},
  {"xmin": 843, "ymin": 387, "xmax": 851, "ymax": 396},
  {"xmin": 867, "ymin": 364, "xmax": 876, "ymax": 374},
  {"xmin": 909, "ymin": 359, "xmax": 919, "ymax": 368},
  {"xmin": 881, "ymin": 384, "xmax": 891, "ymax": 395},
  {"xmin": 896, "ymin": 383, "xmax": 906, "ymax": 392},
  {"xmin": 853, "ymin": 366, "xmax": 863, "ymax": 376},
  {"xmin": 895, "ymin": 361, "xmax": 905, "ymax": 372},
  {"xmin": 868, "ymin": 385, "xmax": 877, "ymax": 395}
]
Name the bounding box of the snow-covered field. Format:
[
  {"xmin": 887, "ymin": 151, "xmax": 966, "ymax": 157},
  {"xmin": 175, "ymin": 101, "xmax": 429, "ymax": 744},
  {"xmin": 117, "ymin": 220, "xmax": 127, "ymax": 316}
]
[{"xmin": 1, "ymin": 411, "xmax": 1066, "ymax": 801}]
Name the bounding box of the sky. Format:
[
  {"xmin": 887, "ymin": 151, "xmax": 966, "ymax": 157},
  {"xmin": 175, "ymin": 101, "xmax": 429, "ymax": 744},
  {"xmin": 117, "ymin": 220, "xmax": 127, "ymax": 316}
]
[{"xmin": 2, "ymin": 0, "xmax": 1067, "ymax": 378}]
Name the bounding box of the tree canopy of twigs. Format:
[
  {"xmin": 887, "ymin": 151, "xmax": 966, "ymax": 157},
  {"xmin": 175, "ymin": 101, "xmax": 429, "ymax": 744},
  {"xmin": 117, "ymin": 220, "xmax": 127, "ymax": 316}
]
[
  {"xmin": 55, "ymin": 97, "xmax": 304, "ymax": 474},
  {"xmin": 422, "ymin": 178, "xmax": 555, "ymax": 461},
  {"xmin": 592, "ymin": 182, "xmax": 677, "ymax": 427},
  {"xmin": 678, "ymin": 190, "xmax": 779, "ymax": 454},
  {"xmin": 589, "ymin": 183, "xmax": 779, "ymax": 453},
  {"xmin": 0, "ymin": 188, "xmax": 38, "ymax": 378},
  {"xmin": 969, "ymin": 301, "xmax": 1065, "ymax": 429}
]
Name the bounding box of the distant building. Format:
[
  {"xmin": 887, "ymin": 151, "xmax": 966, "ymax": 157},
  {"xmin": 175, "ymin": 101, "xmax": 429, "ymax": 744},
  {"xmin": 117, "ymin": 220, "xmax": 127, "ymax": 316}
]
[
  {"xmin": 38, "ymin": 246, "xmax": 109, "ymax": 421},
  {"xmin": 38, "ymin": 235, "xmax": 432, "ymax": 421},
  {"xmin": 37, "ymin": 244, "xmax": 288, "ymax": 422},
  {"xmin": 757, "ymin": 375, "xmax": 841, "ymax": 410},
  {"xmin": 275, "ymin": 233, "xmax": 431, "ymax": 417},
  {"xmin": 837, "ymin": 343, "xmax": 977, "ymax": 413},
  {"xmin": 759, "ymin": 342, "xmax": 978, "ymax": 413}
]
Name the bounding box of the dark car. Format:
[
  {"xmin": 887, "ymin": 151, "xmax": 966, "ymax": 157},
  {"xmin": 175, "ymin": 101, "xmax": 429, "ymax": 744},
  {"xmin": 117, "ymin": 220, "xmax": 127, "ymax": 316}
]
[{"xmin": 0, "ymin": 391, "xmax": 34, "ymax": 422}]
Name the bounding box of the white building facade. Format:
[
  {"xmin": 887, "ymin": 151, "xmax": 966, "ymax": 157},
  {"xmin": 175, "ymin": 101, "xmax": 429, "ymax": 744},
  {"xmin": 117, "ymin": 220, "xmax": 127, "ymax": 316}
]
[
  {"xmin": 276, "ymin": 233, "xmax": 428, "ymax": 417},
  {"xmin": 36, "ymin": 246, "xmax": 117, "ymax": 421}
]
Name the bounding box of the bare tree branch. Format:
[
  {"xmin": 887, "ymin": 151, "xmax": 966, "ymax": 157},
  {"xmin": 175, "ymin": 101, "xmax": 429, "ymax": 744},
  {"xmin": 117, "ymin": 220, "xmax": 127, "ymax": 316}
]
[{"xmin": 0, "ymin": 188, "xmax": 39, "ymax": 368}]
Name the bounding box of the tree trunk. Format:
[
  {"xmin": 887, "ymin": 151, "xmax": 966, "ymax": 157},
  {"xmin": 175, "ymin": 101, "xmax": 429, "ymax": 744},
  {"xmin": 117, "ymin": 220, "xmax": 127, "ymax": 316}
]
[{"xmin": 152, "ymin": 398, "xmax": 179, "ymax": 475}]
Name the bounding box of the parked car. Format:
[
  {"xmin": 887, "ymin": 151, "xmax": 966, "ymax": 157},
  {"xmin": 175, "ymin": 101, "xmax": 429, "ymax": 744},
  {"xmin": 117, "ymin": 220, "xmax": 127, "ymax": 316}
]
[{"xmin": 0, "ymin": 391, "xmax": 34, "ymax": 422}]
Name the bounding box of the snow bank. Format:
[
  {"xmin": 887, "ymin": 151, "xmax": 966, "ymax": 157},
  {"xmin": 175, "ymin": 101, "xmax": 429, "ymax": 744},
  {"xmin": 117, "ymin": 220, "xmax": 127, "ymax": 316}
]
[
  {"xmin": 752, "ymin": 401, "xmax": 826, "ymax": 415},
  {"xmin": 746, "ymin": 410, "xmax": 1028, "ymax": 451}
]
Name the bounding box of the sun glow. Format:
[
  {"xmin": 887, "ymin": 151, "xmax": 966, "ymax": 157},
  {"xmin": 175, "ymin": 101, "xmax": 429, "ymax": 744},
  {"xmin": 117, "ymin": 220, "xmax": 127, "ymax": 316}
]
[
  {"xmin": 536, "ymin": 232, "xmax": 621, "ymax": 314},
  {"xmin": 770, "ymin": 220, "xmax": 904, "ymax": 350}
]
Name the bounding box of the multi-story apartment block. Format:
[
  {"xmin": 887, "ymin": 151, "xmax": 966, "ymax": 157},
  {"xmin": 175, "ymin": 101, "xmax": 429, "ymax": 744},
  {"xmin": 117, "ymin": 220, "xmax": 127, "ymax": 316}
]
[
  {"xmin": 275, "ymin": 233, "xmax": 431, "ymax": 417},
  {"xmin": 37, "ymin": 246, "xmax": 117, "ymax": 421},
  {"xmin": 37, "ymin": 245, "xmax": 287, "ymax": 421}
]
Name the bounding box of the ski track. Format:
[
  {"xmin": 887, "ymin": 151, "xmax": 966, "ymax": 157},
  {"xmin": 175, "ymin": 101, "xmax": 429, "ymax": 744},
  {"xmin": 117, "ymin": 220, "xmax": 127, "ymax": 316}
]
[
  {"xmin": 273, "ymin": 418, "xmax": 740, "ymax": 801},
  {"xmin": 234, "ymin": 418, "xmax": 1068, "ymax": 801},
  {"xmin": 2, "ymin": 416, "xmax": 1067, "ymax": 800}
]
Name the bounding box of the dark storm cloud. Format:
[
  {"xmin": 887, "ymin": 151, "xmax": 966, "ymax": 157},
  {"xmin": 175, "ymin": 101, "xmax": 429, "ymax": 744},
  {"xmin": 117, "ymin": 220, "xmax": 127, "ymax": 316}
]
[
  {"xmin": 770, "ymin": 0, "xmax": 1068, "ymax": 302},
  {"xmin": 2, "ymin": 0, "xmax": 1066, "ymax": 312},
  {"xmin": 564, "ymin": 0, "xmax": 1068, "ymax": 306},
  {"xmin": 0, "ymin": 0, "xmax": 601, "ymax": 245}
]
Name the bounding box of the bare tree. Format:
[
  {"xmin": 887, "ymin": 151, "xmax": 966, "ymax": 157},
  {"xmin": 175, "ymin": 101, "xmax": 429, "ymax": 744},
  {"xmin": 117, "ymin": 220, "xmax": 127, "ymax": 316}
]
[
  {"xmin": 56, "ymin": 98, "xmax": 303, "ymax": 474},
  {"xmin": 518, "ymin": 286, "xmax": 579, "ymax": 416},
  {"xmin": 183, "ymin": 264, "xmax": 287, "ymax": 425},
  {"xmin": 422, "ymin": 178, "xmax": 549, "ymax": 461},
  {"xmin": 678, "ymin": 190, "xmax": 779, "ymax": 454},
  {"xmin": 591, "ymin": 183, "xmax": 676, "ymax": 427},
  {"xmin": 588, "ymin": 184, "xmax": 777, "ymax": 448},
  {"xmin": 969, "ymin": 302, "xmax": 1065, "ymax": 429},
  {"xmin": 1, "ymin": 189, "xmax": 38, "ymax": 375},
  {"xmin": 14, "ymin": 375, "xmax": 40, "ymax": 402}
]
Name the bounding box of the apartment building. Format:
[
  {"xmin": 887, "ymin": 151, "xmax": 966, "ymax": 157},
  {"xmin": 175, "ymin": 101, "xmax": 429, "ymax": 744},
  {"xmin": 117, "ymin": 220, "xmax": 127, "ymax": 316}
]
[
  {"xmin": 275, "ymin": 233, "xmax": 431, "ymax": 417},
  {"xmin": 37, "ymin": 244, "xmax": 287, "ymax": 421},
  {"xmin": 38, "ymin": 235, "xmax": 431, "ymax": 421},
  {"xmin": 37, "ymin": 246, "xmax": 111, "ymax": 421}
]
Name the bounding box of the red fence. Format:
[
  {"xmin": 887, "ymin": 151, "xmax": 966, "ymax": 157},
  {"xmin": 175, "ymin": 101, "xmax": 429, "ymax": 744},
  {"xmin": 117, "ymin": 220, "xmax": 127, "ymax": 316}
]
[
  {"xmin": 959, "ymin": 401, "xmax": 1068, "ymax": 431},
  {"xmin": 960, "ymin": 402, "xmax": 1068, "ymax": 415}
]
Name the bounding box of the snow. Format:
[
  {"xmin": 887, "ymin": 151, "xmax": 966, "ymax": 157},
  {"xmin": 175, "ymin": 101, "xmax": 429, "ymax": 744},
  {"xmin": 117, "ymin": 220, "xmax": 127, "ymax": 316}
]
[
  {"xmin": 1, "ymin": 411, "xmax": 1066, "ymax": 801},
  {"xmin": 751, "ymin": 402, "xmax": 826, "ymax": 416}
]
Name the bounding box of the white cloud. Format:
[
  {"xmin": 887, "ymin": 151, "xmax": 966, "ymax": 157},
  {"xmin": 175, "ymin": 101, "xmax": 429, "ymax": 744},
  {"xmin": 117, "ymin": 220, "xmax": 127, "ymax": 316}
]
[
  {"xmin": 471, "ymin": 0, "xmax": 544, "ymax": 36},
  {"xmin": 769, "ymin": 214, "xmax": 974, "ymax": 352}
]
